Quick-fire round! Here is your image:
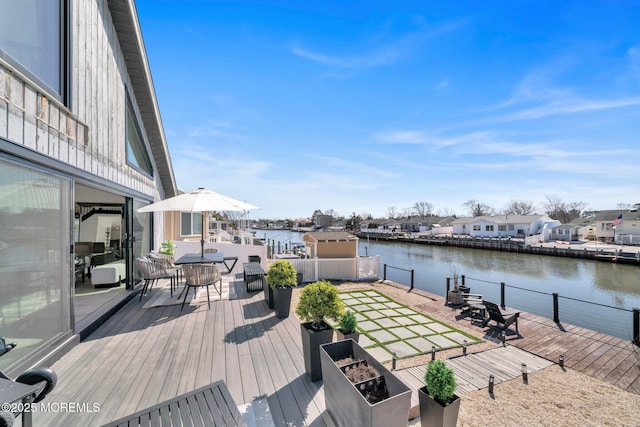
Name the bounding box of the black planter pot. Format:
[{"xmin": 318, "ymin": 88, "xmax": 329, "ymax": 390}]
[
  {"xmin": 418, "ymin": 386, "xmax": 461, "ymax": 427},
  {"xmin": 273, "ymin": 286, "xmax": 293, "ymax": 319},
  {"xmin": 335, "ymin": 329, "xmax": 360, "ymax": 343},
  {"xmin": 320, "ymin": 340, "xmax": 412, "ymax": 427},
  {"xmin": 264, "ymin": 284, "xmax": 274, "ymax": 309},
  {"xmin": 300, "ymin": 321, "xmax": 334, "ymax": 382}
]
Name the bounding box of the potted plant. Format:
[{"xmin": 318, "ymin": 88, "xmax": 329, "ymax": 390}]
[
  {"xmin": 159, "ymin": 240, "xmax": 176, "ymax": 256},
  {"xmin": 418, "ymin": 360, "xmax": 460, "ymax": 427},
  {"xmin": 335, "ymin": 309, "xmax": 360, "ymax": 342},
  {"xmin": 266, "ymin": 260, "xmax": 297, "ymax": 319},
  {"xmin": 320, "ymin": 339, "xmax": 412, "ymax": 427},
  {"xmin": 295, "ymin": 280, "xmax": 344, "ymax": 381}
]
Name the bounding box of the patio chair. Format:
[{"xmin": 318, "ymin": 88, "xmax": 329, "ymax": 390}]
[
  {"xmin": 148, "ymin": 254, "xmax": 181, "ymax": 296},
  {"xmin": 483, "ymin": 301, "xmax": 520, "ymax": 335},
  {"xmin": 180, "ymin": 263, "xmax": 222, "ymax": 310},
  {"xmin": 135, "ymin": 257, "xmax": 174, "ymax": 301}
]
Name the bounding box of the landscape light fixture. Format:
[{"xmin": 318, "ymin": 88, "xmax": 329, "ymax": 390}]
[
  {"xmin": 431, "ymin": 345, "xmax": 436, "ymax": 361},
  {"xmin": 559, "ymin": 354, "xmax": 565, "ymax": 368},
  {"xmin": 463, "ymin": 339, "xmax": 467, "ymax": 356},
  {"xmin": 392, "ymin": 352, "xmax": 397, "ymax": 371},
  {"xmin": 489, "ymin": 375, "xmax": 495, "ymax": 394},
  {"xmin": 521, "ymin": 363, "xmax": 528, "ymax": 382},
  {"xmin": 501, "ymin": 330, "xmax": 506, "ymax": 345}
]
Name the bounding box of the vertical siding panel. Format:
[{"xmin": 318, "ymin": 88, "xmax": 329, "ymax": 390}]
[
  {"xmin": 23, "ymin": 86, "xmax": 37, "ymax": 149},
  {"xmin": 0, "ymin": 99, "xmax": 7, "ymax": 139},
  {"xmin": 0, "ymin": 66, "xmax": 7, "ymax": 138},
  {"xmin": 76, "ymin": 0, "xmax": 86, "ymax": 124},
  {"xmin": 36, "ymin": 121, "xmax": 48, "ymax": 153},
  {"xmin": 7, "ymin": 76, "xmax": 24, "ymax": 144}
]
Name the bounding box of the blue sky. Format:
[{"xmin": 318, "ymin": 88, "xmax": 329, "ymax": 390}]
[{"xmin": 136, "ymin": 1, "xmax": 640, "ymax": 220}]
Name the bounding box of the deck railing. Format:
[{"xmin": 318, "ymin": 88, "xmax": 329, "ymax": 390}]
[{"xmin": 266, "ymin": 256, "xmax": 381, "ymax": 282}]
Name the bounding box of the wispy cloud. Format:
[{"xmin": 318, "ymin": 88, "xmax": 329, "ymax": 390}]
[
  {"xmin": 291, "ymin": 19, "xmax": 465, "ymax": 70},
  {"xmin": 312, "ymin": 155, "xmax": 395, "ymax": 178}
]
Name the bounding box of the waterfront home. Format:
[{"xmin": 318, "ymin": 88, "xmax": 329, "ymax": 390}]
[
  {"xmin": 588, "ymin": 209, "xmax": 640, "ymax": 244},
  {"xmin": 398, "ymin": 215, "xmax": 456, "ymax": 233},
  {"xmin": 360, "ymin": 218, "xmax": 401, "ymax": 234},
  {"xmin": 452, "ymin": 215, "xmax": 560, "ymax": 239},
  {"xmin": 0, "ymin": 1, "xmax": 176, "ymax": 376},
  {"xmin": 549, "ymin": 224, "xmax": 581, "ymax": 242}
]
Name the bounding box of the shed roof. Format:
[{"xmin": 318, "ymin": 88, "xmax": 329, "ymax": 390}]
[{"xmin": 303, "ymin": 231, "xmax": 358, "ymax": 242}]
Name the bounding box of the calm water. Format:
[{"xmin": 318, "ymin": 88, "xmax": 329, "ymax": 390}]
[{"xmin": 255, "ymin": 230, "xmax": 640, "ymax": 341}]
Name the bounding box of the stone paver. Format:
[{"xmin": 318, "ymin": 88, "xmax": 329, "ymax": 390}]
[
  {"xmin": 366, "ymin": 345, "xmax": 393, "ymax": 363},
  {"xmin": 368, "ymin": 303, "xmax": 387, "ymax": 310},
  {"xmin": 352, "ymin": 304, "xmax": 370, "ymax": 312},
  {"xmin": 359, "ymin": 320, "xmax": 379, "ymax": 330},
  {"xmin": 388, "ymin": 326, "xmax": 418, "ymax": 340},
  {"xmin": 394, "ymin": 316, "xmax": 417, "ymax": 326},
  {"xmin": 406, "ymin": 336, "xmax": 438, "ymax": 353},
  {"xmin": 408, "ymin": 324, "xmax": 436, "ymax": 336},
  {"xmin": 426, "ymin": 334, "xmax": 459, "ymax": 349},
  {"xmin": 386, "ymin": 341, "xmax": 419, "ymax": 358},
  {"xmin": 369, "ymin": 329, "xmax": 399, "ymax": 343},
  {"xmin": 379, "ymin": 308, "xmax": 400, "ymax": 317},
  {"xmin": 375, "ymin": 317, "xmax": 400, "ymax": 329},
  {"xmin": 363, "ymin": 310, "xmax": 385, "ymax": 320},
  {"xmin": 358, "ymin": 335, "xmax": 376, "ymax": 348},
  {"xmin": 427, "ymin": 322, "xmax": 454, "ymax": 333}
]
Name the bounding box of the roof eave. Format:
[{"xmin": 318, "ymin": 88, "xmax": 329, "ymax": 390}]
[{"xmin": 107, "ymin": 0, "xmax": 177, "ymax": 198}]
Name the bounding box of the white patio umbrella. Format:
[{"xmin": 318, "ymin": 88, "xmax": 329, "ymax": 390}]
[{"xmin": 137, "ymin": 187, "xmax": 259, "ymax": 254}]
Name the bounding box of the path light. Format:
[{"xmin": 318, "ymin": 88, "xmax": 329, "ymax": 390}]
[
  {"xmin": 463, "ymin": 340, "xmax": 467, "ymax": 356},
  {"xmin": 431, "ymin": 346, "xmax": 436, "ymax": 361},
  {"xmin": 559, "ymin": 354, "xmax": 565, "ymax": 368},
  {"xmin": 521, "ymin": 363, "xmax": 528, "ymax": 382},
  {"xmin": 392, "ymin": 352, "xmax": 397, "ymax": 371},
  {"xmin": 489, "ymin": 375, "xmax": 494, "ymax": 394},
  {"xmin": 501, "ymin": 330, "xmax": 506, "ymax": 345}
]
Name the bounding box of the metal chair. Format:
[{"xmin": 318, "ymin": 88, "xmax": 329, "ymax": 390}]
[{"xmin": 180, "ymin": 264, "xmax": 222, "ymax": 310}]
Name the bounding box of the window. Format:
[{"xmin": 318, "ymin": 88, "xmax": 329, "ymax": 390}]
[
  {"xmin": 498, "ymin": 225, "xmax": 506, "ymax": 231},
  {"xmin": 0, "ymin": 0, "xmax": 68, "ymax": 101},
  {"xmin": 486, "ymin": 225, "xmax": 494, "ymax": 231},
  {"xmin": 181, "ymin": 212, "xmax": 202, "ymax": 236},
  {"xmin": 473, "ymin": 225, "xmax": 481, "ymax": 231},
  {"xmin": 126, "ymin": 97, "xmax": 154, "ymax": 176}
]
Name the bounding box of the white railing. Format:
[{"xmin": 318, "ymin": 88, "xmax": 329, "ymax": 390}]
[{"xmin": 267, "ymin": 256, "xmax": 381, "ymax": 282}]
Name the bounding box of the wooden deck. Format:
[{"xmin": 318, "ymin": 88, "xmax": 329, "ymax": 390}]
[
  {"xmin": 34, "ymin": 275, "xmax": 331, "ymax": 426},
  {"xmin": 32, "ymin": 278, "xmax": 640, "ymax": 426},
  {"xmin": 413, "ymin": 287, "xmax": 640, "ymax": 395}
]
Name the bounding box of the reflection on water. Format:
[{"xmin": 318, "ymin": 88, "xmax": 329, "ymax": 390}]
[{"xmin": 258, "ymin": 230, "xmax": 640, "ymax": 340}]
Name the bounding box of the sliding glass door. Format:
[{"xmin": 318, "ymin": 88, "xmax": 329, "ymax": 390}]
[{"xmin": 0, "ymin": 157, "xmax": 71, "ymax": 369}]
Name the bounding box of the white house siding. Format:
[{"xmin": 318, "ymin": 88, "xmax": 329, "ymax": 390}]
[{"xmin": 0, "ymin": 0, "xmax": 157, "ymax": 198}]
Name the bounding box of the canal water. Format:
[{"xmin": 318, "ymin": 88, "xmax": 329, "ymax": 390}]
[{"xmin": 254, "ymin": 230, "xmax": 640, "ymax": 341}]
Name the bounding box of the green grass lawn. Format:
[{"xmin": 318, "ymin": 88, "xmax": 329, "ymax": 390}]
[{"xmin": 335, "ymin": 290, "xmax": 481, "ymax": 363}]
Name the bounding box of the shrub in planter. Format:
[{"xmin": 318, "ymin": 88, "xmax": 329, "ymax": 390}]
[
  {"xmin": 336, "ymin": 309, "xmax": 360, "ymax": 342},
  {"xmin": 295, "ymin": 280, "xmax": 344, "ymax": 381},
  {"xmin": 419, "ymin": 360, "xmax": 460, "ymax": 427},
  {"xmin": 159, "ymin": 240, "xmax": 176, "ymax": 256},
  {"xmin": 267, "ymin": 260, "xmax": 297, "ymax": 319}
]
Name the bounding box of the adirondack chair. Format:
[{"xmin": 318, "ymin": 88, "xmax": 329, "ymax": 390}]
[{"xmin": 483, "ymin": 301, "xmax": 520, "ymax": 335}]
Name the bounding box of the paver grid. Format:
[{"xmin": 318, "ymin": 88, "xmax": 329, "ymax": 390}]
[{"xmin": 335, "ymin": 290, "xmax": 481, "ymax": 363}]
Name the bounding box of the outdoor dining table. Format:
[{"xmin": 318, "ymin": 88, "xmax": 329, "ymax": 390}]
[{"xmin": 174, "ymin": 253, "xmax": 238, "ymax": 273}]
